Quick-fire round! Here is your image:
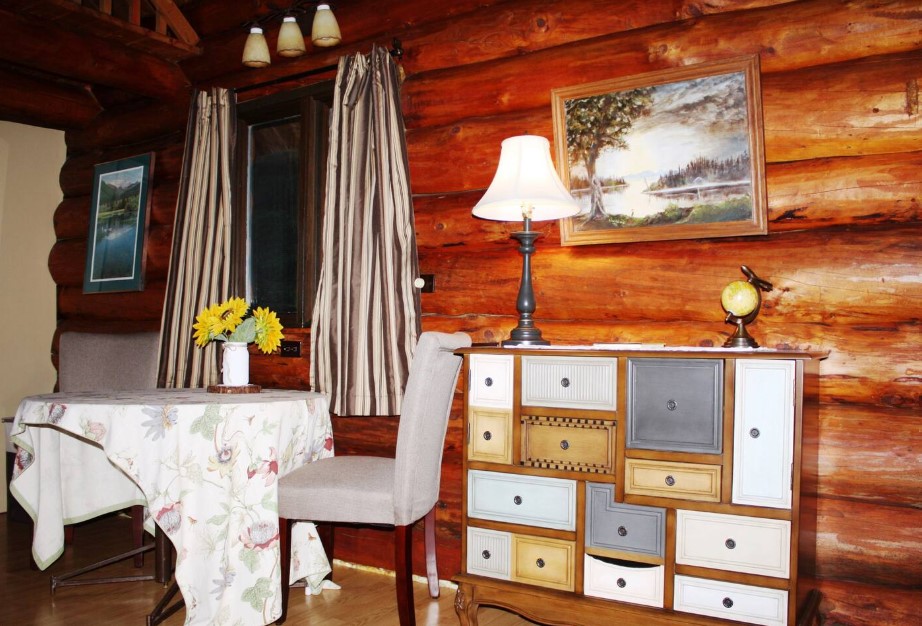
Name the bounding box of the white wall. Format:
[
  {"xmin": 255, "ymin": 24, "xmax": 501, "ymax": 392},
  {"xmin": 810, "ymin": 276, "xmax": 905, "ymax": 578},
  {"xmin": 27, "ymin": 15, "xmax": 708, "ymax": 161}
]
[{"xmin": 0, "ymin": 121, "xmax": 65, "ymax": 514}]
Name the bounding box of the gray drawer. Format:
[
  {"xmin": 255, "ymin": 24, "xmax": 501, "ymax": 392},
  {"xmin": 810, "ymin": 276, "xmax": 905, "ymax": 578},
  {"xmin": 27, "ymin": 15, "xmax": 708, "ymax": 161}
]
[
  {"xmin": 585, "ymin": 483, "xmax": 665, "ymax": 559},
  {"xmin": 626, "ymin": 358, "xmax": 723, "ymax": 454}
]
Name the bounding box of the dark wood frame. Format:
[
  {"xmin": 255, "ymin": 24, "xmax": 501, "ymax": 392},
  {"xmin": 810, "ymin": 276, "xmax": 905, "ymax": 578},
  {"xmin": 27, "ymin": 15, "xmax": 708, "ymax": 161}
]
[
  {"xmin": 83, "ymin": 152, "xmax": 153, "ymax": 293},
  {"xmin": 551, "ymin": 56, "xmax": 767, "ymax": 246}
]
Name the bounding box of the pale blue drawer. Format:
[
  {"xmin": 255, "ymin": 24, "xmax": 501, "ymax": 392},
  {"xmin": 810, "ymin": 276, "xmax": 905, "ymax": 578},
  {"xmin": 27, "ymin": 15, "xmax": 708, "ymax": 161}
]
[{"xmin": 468, "ymin": 470, "xmax": 577, "ymax": 531}]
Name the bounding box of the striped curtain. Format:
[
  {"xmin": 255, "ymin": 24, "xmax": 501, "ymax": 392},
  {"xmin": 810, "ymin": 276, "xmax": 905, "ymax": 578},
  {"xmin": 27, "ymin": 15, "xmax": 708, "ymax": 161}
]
[
  {"xmin": 310, "ymin": 46, "xmax": 421, "ymax": 416},
  {"xmin": 158, "ymin": 88, "xmax": 236, "ymax": 388}
]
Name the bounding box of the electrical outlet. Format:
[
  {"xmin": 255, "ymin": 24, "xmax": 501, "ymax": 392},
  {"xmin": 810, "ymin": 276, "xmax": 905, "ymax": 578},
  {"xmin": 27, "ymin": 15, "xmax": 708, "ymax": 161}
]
[
  {"xmin": 280, "ymin": 340, "xmax": 301, "ymax": 357},
  {"xmin": 420, "ymin": 274, "xmax": 435, "ymax": 293}
]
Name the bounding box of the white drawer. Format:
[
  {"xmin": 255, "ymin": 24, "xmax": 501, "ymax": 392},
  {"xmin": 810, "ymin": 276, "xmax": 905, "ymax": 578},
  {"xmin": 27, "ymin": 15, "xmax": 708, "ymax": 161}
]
[
  {"xmin": 467, "ymin": 526, "xmax": 511, "ymax": 580},
  {"xmin": 521, "ymin": 356, "xmax": 617, "ymax": 411},
  {"xmin": 584, "ymin": 555, "xmax": 664, "ymax": 608},
  {"xmin": 733, "ymin": 359, "xmax": 795, "ymax": 509},
  {"xmin": 468, "ymin": 470, "xmax": 577, "ymax": 531},
  {"xmin": 674, "ymin": 575, "xmax": 789, "ymax": 626},
  {"xmin": 469, "ymin": 354, "xmax": 513, "ymax": 409},
  {"xmin": 676, "ymin": 510, "xmax": 790, "ymax": 578}
]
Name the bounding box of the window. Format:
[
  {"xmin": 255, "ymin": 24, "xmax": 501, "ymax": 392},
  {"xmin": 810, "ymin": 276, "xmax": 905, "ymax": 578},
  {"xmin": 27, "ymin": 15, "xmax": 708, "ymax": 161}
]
[{"xmin": 234, "ymin": 82, "xmax": 333, "ymax": 328}]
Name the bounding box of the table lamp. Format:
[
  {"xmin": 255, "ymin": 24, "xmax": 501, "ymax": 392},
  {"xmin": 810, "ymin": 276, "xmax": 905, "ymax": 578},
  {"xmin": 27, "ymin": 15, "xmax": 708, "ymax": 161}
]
[{"xmin": 473, "ymin": 135, "xmax": 579, "ymax": 346}]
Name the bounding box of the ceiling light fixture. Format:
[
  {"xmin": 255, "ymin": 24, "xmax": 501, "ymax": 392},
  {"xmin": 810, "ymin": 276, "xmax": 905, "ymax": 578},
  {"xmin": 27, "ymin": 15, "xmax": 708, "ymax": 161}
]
[{"xmin": 242, "ymin": 1, "xmax": 342, "ymax": 68}]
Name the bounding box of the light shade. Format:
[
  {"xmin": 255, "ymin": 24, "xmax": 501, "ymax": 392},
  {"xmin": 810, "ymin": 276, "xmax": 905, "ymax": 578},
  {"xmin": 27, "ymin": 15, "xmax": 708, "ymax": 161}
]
[
  {"xmin": 473, "ymin": 135, "xmax": 578, "ymax": 223},
  {"xmin": 277, "ymin": 16, "xmax": 306, "ymax": 57},
  {"xmin": 311, "ymin": 4, "xmax": 342, "ymax": 47},
  {"xmin": 242, "ymin": 27, "xmax": 271, "ymax": 68}
]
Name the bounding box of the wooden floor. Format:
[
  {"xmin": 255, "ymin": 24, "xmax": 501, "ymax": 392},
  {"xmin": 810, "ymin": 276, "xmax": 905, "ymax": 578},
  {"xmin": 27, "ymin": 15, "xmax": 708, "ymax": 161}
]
[{"xmin": 1, "ymin": 512, "xmax": 534, "ymax": 625}]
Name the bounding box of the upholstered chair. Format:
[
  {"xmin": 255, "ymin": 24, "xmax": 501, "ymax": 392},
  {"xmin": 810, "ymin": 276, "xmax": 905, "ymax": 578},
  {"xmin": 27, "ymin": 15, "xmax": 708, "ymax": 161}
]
[
  {"xmin": 57, "ymin": 331, "xmax": 161, "ymax": 567},
  {"xmin": 276, "ymin": 331, "xmax": 472, "ymax": 626}
]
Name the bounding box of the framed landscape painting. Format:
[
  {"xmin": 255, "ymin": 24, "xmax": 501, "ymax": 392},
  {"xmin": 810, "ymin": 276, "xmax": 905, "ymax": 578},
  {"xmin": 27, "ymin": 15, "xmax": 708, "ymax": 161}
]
[
  {"xmin": 552, "ymin": 55, "xmax": 767, "ymax": 246},
  {"xmin": 83, "ymin": 153, "xmax": 154, "ymax": 293}
]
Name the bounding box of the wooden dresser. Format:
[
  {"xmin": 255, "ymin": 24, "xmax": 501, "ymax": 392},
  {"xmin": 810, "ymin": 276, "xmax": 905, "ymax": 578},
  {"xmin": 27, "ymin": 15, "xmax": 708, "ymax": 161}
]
[{"xmin": 453, "ymin": 346, "xmax": 825, "ymax": 626}]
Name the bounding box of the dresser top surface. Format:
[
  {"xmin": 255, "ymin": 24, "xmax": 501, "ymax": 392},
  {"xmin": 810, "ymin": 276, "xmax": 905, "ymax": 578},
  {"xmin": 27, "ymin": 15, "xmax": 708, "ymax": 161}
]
[{"xmin": 456, "ymin": 344, "xmax": 828, "ymax": 360}]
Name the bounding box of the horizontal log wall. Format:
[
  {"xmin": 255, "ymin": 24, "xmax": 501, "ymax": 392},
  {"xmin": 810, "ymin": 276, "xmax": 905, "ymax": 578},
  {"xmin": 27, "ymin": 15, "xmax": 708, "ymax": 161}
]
[{"xmin": 45, "ymin": 1, "xmax": 920, "ymax": 624}]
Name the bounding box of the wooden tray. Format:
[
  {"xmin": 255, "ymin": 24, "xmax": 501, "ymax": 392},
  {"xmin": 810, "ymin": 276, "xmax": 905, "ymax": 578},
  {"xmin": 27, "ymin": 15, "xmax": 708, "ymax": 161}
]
[{"xmin": 206, "ymin": 384, "xmax": 262, "ymax": 394}]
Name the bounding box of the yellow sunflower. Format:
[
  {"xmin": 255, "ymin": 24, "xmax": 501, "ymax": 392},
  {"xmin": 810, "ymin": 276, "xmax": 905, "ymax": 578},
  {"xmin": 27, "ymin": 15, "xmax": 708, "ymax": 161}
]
[
  {"xmin": 192, "ymin": 304, "xmax": 223, "ymax": 346},
  {"xmin": 252, "ymin": 307, "xmax": 284, "ymax": 354},
  {"xmin": 216, "ymin": 297, "xmax": 249, "ymax": 334}
]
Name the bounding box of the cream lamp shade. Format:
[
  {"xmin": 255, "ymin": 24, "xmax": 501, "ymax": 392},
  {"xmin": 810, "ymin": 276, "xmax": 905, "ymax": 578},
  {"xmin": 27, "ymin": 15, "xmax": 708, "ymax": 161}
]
[
  {"xmin": 277, "ymin": 16, "xmax": 307, "ymax": 57},
  {"xmin": 311, "ymin": 4, "xmax": 342, "ymax": 47},
  {"xmin": 242, "ymin": 27, "xmax": 271, "ymax": 68},
  {"xmin": 473, "ymin": 135, "xmax": 578, "ymax": 223}
]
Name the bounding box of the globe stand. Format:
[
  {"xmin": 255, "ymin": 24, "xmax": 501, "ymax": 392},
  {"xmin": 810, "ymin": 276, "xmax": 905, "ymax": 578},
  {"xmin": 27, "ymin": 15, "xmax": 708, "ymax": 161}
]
[{"xmin": 721, "ymin": 265, "xmax": 773, "ymax": 349}]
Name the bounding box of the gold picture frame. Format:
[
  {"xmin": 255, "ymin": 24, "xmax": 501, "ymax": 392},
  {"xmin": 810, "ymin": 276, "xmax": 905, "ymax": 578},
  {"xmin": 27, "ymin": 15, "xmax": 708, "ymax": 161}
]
[{"xmin": 552, "ymin": 55, "xmax": 767, "ymax": 246}]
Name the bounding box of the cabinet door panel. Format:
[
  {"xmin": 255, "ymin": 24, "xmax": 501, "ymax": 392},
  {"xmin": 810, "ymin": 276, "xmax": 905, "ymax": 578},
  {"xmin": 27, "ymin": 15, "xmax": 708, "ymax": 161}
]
[
  {"xmin": 469, "ymin": 408, "xmax": 512, "ymax": 464},
  {"xmin": 512, "ymin": 534, "xmax": 575, "ymax": 592},
  {"xmin": 469, "ymin": 354, "xmax": 513, "ymax": 409},
  {"xmin": 467, "ymin": 526, "xmax": 511, "ymax": 580}
]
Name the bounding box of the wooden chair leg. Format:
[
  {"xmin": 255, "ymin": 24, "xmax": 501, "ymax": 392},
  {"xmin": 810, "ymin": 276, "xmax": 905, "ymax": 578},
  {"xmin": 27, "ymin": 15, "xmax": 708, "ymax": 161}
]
[
  {"xmin": 131, "ymin": 505, "xmax": 145, "ymax": 568},
  {"xmin": 277, "ymin": 517, "xmax": 293, "ymax": 625},
  {"xmin": 424, "ymin": 508, "xmax": 439, "ymax": 598},
  {"xmin": 394, "ymin": 524, "xmax": 416, "ymax": 626},
  {"xmin": 64, "ymin": 524, "xmax": 75, "ymax": 546}
]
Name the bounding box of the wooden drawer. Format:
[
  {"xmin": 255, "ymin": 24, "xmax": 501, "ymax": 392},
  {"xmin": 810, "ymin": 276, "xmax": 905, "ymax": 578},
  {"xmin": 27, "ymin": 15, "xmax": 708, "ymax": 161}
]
[
  {"xmin": 733, "ymin": 359, "xmax": 795, "ymax": 509},
  {"xmin": 674, "ymin": 575, "xmax": 789, "ymax": 626},
  {"xmin": 511, "ymin": 534, "xmax": 575, "ymax": 592},
  {"xmin": 584, "ymin": 555, "xmax": 664, "ymax": 608},
  {"xmin": 469, "ymin": 354, "xmax": 513, "ymax": 409},
  {"xmin": 586, "ymin": 482, "xmax": 665, "ymax": 559},
  {"xmin": 521, "ymin": 416, "xmax": 615, "ymax": 473},
  {"xmin": 468, "ymin": 470, "xmax": 577, "ymax": 531},
  {"xmin": 469, "ymin": 407, "xmax": 512, "ymax": 464},
  {"xmin": 676, "ymin": 510, "xmax": 791, "ymax": 578},
  {"xmin": 624, "ymin": 458, "xmax": 721, "ymax": 502},
  {"xmin": 521, "ymin": 356, "xmax": 617, "ymax": 411},
  {"xmin": 626, "ymin": 358, "xmax": 723, "ymax": 454},
  {"xmin": 466, "ymin": 526, "xmax": 511, "ymax": 580}
]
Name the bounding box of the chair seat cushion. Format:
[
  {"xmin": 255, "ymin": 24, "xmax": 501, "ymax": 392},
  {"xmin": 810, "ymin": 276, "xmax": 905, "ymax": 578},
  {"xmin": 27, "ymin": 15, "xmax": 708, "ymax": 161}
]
[{"xmin": 278, "ymin": 456, "xmax": 398, "ymax": 525}]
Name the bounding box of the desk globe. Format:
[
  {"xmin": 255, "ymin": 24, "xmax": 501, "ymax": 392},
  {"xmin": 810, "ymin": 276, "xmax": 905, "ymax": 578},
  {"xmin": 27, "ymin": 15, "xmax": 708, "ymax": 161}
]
[{"xmin": 721, "ymin": 265, "xmax": 772, "ymax": 348}]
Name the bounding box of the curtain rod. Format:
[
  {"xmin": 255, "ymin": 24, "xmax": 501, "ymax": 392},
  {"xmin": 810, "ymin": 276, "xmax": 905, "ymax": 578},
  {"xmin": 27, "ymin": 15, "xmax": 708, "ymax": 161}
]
[{"xmin": 236, "ymin": 39, "xmax": 404, "ymax": 94}]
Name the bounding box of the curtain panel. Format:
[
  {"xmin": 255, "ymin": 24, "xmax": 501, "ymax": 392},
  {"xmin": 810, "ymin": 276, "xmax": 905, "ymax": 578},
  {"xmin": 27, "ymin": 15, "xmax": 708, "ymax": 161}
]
[
  {"xmin": 311, "ymin": 46, "xmax": 421, "ymax": 416},
  {"xmin": 158, "ymin": 88, "xmax": 236, "ymax": 388}
]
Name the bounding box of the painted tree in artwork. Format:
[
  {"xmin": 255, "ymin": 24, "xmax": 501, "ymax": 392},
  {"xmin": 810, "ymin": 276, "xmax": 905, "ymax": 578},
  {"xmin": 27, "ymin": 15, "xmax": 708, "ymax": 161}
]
[{"xmin": 565, "ymin": 87, "xmax": 653, "ymax": 220}]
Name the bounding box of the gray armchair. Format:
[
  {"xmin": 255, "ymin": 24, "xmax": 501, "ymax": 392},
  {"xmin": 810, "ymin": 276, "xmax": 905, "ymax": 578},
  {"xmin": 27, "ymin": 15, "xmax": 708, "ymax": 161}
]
[{"xmin": 276, "ymin": 331, "xmax": 471, "ymax": 626}]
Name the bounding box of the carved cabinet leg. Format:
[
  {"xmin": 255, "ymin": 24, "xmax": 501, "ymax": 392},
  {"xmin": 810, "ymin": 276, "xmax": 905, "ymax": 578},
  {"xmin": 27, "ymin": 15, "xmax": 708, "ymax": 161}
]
[{"xmin": 454, "ymin": 582, "xmax": 480, "ymax": 626}]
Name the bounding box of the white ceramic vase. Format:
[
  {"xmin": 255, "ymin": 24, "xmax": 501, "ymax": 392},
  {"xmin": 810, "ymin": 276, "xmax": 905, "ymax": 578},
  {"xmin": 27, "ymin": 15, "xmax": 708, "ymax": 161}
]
[{"xmin": 222, "ymin": 342, "xmax": 250, "ymax": 386}]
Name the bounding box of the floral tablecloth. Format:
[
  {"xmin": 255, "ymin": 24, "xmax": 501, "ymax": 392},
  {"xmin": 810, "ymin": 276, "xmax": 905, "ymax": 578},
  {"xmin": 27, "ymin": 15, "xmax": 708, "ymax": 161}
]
[{"xmin": 11, "ymin": 388, "xmax": 334, "ymax": 626}]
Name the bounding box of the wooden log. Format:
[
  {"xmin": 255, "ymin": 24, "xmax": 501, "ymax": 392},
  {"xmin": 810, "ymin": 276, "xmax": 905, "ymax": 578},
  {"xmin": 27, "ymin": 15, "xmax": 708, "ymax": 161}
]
[
  {"xmin": 60, "ymin": 142, "xmax": 185, "ymax": 198},
  {"xmin": 65, "ymin": 100, "xmax": 189, "ymax": 152},
  {"xmin": 0, "ymin": 7, "xmax": 189, "ymax": 103},
  {"xmin": 0, "ymin": 66, "xmax": 101, "ymax": 130},
  {"xmin": 57, "ymin": 282, "xmax": 167, "ymax": 323},
  {"xmin": 809, "ymin": 578, "xmax": 922, "ymax": 626}
]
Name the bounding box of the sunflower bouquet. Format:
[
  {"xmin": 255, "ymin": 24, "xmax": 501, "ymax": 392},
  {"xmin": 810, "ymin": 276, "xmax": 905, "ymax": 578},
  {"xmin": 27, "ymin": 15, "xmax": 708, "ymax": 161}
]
[{"xmin": 192, "ymin": 297, "xmax": 284, "ymax": 354}]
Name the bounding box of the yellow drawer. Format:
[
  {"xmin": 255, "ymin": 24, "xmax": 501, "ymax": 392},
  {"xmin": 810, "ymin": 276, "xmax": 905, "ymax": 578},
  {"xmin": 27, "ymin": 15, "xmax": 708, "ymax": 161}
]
[
  {"xmin": 511, "ymin": 534, "xmax": 575, "ymax": 592},
  {"xmin": 624, "ymin": 458, "xmax": 721, "ymax": 502},
  {"xmin": 521, "ymin": 416, "xmax": 615, "ymax": 474},
  {"xmin": 469, "ymin": 408, "xmax": 512, "ymax": 464}
]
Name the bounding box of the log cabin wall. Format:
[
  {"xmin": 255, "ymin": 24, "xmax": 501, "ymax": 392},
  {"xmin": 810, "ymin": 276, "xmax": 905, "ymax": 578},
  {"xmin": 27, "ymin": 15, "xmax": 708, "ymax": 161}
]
[{"xmin": 45, "ymin": 1, "xmax": 920, "ymax": 624}]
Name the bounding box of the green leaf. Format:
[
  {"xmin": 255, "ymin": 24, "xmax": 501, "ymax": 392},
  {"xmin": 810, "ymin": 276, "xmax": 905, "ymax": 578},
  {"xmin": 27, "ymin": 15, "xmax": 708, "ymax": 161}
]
[
  {"xmin": 241, "ymin": 577, "xmax": 273, "ymax": 611},
  {"xmin": 239, "ymin": 546, "xmax": 262, "ymax": 573},
  {"xmin": 189, "ymin": 404, "xmax": 224, "ymax": 439},
  {"xmin": 228, "ymin": 317, "xmax": 257, "ymax": 344}
]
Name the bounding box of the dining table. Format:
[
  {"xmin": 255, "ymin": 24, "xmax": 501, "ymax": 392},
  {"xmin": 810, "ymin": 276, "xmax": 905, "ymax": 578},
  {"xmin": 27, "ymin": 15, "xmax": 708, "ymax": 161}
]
[{"xmin": 10, "ymin": 387, "xmax": 334, "ymax": 626}]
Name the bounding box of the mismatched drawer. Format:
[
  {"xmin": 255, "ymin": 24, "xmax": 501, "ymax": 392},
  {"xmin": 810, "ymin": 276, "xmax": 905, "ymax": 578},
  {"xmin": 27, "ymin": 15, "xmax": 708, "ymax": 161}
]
[
  {"xmin": 586, "ymin": 482, "xmax": 665, "ymax": 559},
  {"xmin": 511, "ymin": 534, "xmax": 575, "ymax": 592},
  {"xmin": 675, "ymin": 510, "xmax": 791, "ymax": 578},
  {"xmin": 626, "ymin": 358, "xmax": 723, "ymax": 454},
  {"xmin": 521, "ymin": 356, "xmax": 617, "ymax": 411},
  {"xmin": 584, "ymin": 555, "xmax": 664, "ymax": 608},
  {"xmin": 466, "ymin": 526, "xmax": 511, "ymax": 580},
  {"xmin": 469, "ymin": 354, "xmax": 513, "ymax": 409},
  {"xmin": 468, "ymin": 470, "xmax": 577, "ymax": 531},
  {"xmin": 624, "ymin": 458, "xmax": 721, "ymax": 502},
  {"xmin": 521, "ymin": 416, "xmax": 615, "ymax": 473},
  {"xmin": 468, "ymin": 407, "xmax": 512, "ymax": 464},
  {"xmin": 674, "ymin": 575, "xmax": 789, "ymax": 626}
]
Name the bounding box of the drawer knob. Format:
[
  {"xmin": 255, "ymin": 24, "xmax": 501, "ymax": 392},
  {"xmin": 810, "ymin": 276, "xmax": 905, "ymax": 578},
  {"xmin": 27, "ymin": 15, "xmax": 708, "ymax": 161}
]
[
  {"xmin": 484, "ymin": 377, "xmax": 493, "ymax": 387},
  {"xmin": 750, "ymin": 427, "xmax": 761, "ymax": 439},
  {"xmin": 481, "ymin": 549, "xmax": 491, "ymax": 560},
  {"xmin": 560, "ymin": 377, "xmax": 570, "ymax": 388},
  {"xmin": 513, "ymin": 495, "xmax": 523, "ymax": 505},
  {"xmin": 616, "ymin": 578, "xmax": 627, "ymax": 588},
  {"xmin": 536, "ymin": 558, "xmax": 545, "ymax": 568},
  {"xmin": 617, "ymin": 526, "xmax": 628, "ymax": 537},
  {"xmin": 665, "ymin": 475, "xmax": 676, "ymax": 487},
  {"xmin": 482, "ymin": 431, "xmax": 492, "ymax": 441},
  {"xmin": 666, "ymin": 399, "xmax": 677, "ymax": 411},
  {"xmin": 725, "ymin": 538, "xmax": 737, "ymax": 550},
  {"xmin": 722, "ymin": 597, "xmax": 734, "ymax": 609},
  {"xmin": 560, "ymin": 439, "xmax": 570, "ymax": 450}
]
